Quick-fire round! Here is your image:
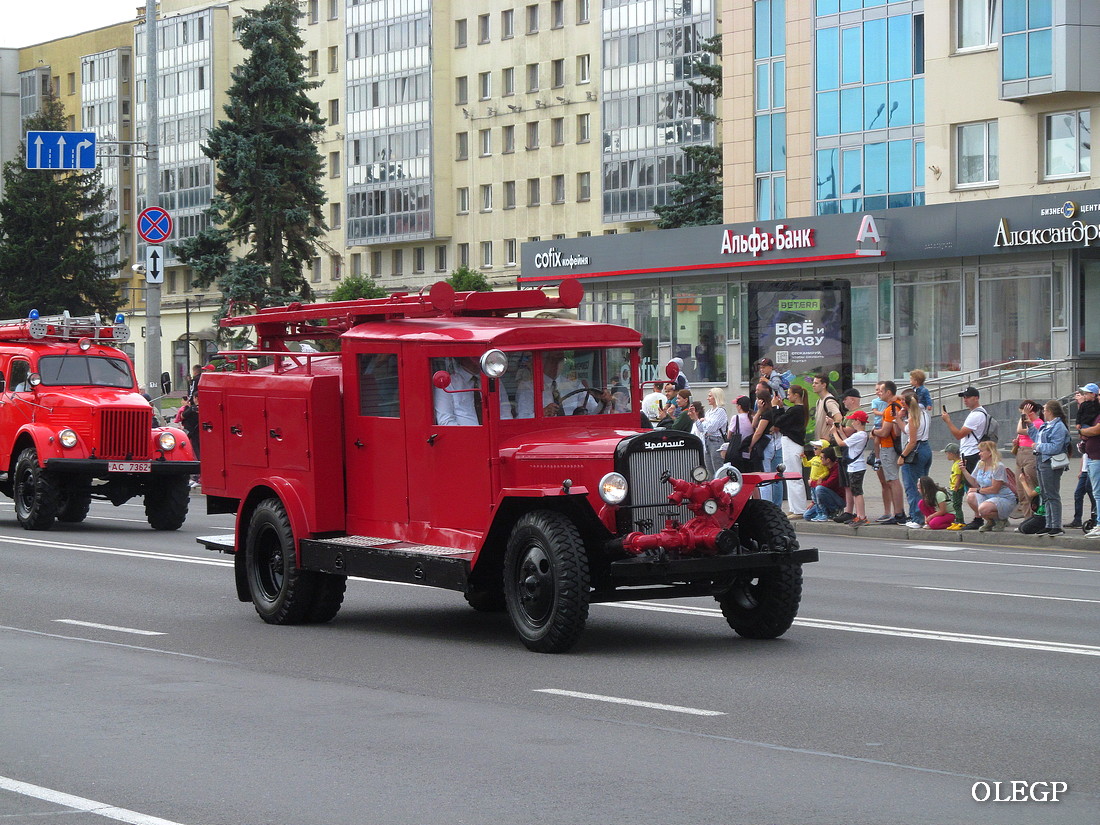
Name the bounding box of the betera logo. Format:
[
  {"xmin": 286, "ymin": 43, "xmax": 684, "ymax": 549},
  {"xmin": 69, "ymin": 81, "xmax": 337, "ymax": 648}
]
[{"xmin": 644, "ymin": 439, "xmax": 687, "ymax": 450}]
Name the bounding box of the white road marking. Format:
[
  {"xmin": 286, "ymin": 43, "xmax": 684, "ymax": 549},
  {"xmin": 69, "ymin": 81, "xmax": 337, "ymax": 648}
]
[
  {"xmin": 902, "ymin": 543, "xmax": 1077, "ymax": 560},
  {"xmin": 54, "ymin": 620, "xmax": 165, "ymax": 636},
  {"xmin": 85, "ymin": 515, "xmax": 156, "ymax": 524},
  {"xmin": 0, "ymin": 535, "xmax": 232, "ymax": 567},
  {"xmin": 535, "ymin": 688, "xmax": 725, "ymax": 716},
  {"xmin": 910, "ymin": 585, "xmax": 1100, "ymax": 604},
  {"xmin": 822, "ymin": 548, "xmax": 1100, "ymax": 574},
  {"xmin": 0, "ymin": 774, "xmax": 188, "ymax": 825}
]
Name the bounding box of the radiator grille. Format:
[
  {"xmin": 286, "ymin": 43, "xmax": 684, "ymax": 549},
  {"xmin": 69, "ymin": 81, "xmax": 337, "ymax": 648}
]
[
  {"xmin": 99, "ymin": 408, "xmax": 151, "ymax": 459},
  {"xmin": 620, "ymin": 441, "xmax": 701, "ymax": 535}
]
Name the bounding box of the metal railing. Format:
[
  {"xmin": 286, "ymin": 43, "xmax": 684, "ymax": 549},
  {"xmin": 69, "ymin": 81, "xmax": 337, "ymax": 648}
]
[{"xmin": 924, "ymin": 359, "xmax": 1080, "ymax": 410}]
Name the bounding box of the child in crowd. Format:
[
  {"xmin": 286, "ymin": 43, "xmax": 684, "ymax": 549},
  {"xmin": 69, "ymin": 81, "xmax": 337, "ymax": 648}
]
[
  {"xmin": 917, "ymin": 476, "xmax": 955, "ymax": 529},
  {"xmin": 805, "ymin": 446, "xmax": 845, "ymax": 521},
  {"xmin": 868, "ymin": 395, "xmax": 887, "ymax": 469},
  {"xmin": 830, "ymin": 410, "xmax": 870, "ymax": 526},
  {"xmin": 944, "ymin": 443, "xmax": 966, "ymax": 530},
  {"xmin": 807, "ymin": 440, "xmax": 829, "ymax": 485},
  {"xmin": 909, "ymin": 369, "xmax": 934, "ymax": 411}
]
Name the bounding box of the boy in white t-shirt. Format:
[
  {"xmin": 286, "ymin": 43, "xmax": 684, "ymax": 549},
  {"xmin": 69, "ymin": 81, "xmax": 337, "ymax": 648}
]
[{"xmin": 830, "ymin": 410, "xmax": 870, "ymax": 526}]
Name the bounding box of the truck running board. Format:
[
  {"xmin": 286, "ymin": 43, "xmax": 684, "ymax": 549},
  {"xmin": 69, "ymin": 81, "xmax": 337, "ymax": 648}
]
[{"xmin": 300, "ymin": 536, "xmax": 474, "ymax": 592}]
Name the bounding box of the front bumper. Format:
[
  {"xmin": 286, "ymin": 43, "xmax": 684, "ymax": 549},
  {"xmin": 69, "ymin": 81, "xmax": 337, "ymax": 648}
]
[
  {"xmin": 44, "ymin": 458, "xmax": 200, "ymax": 478},
  {"xmin": 606, "ymin": 547, "xmax": 819, "ymax": 586}
]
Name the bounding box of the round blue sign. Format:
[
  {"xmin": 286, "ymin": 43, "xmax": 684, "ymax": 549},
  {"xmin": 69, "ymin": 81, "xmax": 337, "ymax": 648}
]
[{"xmin": 138, "ymin": 206, "xmax": 173, "ymax": 243}]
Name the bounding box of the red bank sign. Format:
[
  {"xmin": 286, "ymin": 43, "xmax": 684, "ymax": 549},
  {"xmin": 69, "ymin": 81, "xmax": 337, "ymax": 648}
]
[{"xmin": 720, "ymin": 224, "xmax": 816, "ymax": 258}]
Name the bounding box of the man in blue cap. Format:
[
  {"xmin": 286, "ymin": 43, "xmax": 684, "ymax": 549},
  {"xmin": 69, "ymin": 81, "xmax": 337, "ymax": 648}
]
[{"xmin": 1077, "ymin": 382, "xmax": 1100, "ymax": 537}]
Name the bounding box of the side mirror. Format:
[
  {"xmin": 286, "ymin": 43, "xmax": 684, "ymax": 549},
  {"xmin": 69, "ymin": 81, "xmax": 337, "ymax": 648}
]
[
  {"xmin": 432, "ymin": 370, "xmax": 452, "ymax": 390},
  {"xmin": 160, "ymin": 371, "xmax": 172, "ymax": 395}
]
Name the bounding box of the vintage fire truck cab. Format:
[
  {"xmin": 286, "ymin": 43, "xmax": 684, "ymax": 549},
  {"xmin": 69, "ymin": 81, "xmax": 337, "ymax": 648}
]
[
  {"xmin": 0, "ymin": 312, "xmax": 198, "ymax": 530},
  {"xmin": 199, "ymin": 281, "xmax": 817, "ymax": 652}
]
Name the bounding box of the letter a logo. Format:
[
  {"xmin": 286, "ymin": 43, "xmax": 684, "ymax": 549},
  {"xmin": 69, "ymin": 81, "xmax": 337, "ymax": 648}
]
[{"xmin": 857, "ymin": 215, "xmax": 881, "ymax": 244}]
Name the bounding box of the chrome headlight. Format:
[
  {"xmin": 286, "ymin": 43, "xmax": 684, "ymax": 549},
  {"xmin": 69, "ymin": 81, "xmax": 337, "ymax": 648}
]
[
  {"xmin": 480, "ymin": 349, "xmax": 508, "ymax": 378},
  {"xmin": 58, "ymin": 428, "xmax": 78, "ymax": 448},
  {"xmin": 157, "ymin": 431, "xmax": 177, "ymax": 451},
  {"xmin": 598, "ymin": 472, "xmax": 628, "ymax": 505},
  {"xmin": 722, "ymin": 466, "xmax": 744, "ymax": 498}
]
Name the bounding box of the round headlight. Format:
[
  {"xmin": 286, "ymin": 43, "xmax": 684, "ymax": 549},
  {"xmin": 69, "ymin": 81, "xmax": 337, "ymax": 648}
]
[
  {"xmin": 722, "ymin": 466, "xmax": 744, "ymax": 498},
  {"xmin": 598, "ymin": 472, "xmax": 628, "ymax": 505},
  {"xmin": 702, "ymin": 498, "xmax": 719, "ymax": 515},
  {"xmin": 157, "ymin": 431, "xmax": 177, "ymax": 451},
  {"xmin": 480, "ymin": 349, "xmax": 508, "ymax": 379},
  {"xmin": 58, "ymin": 428, "xmax": 78, "ymax": 448},
  {"xmin": 691, "ymin": 465, "xmax": 709, "ymax": 482}
]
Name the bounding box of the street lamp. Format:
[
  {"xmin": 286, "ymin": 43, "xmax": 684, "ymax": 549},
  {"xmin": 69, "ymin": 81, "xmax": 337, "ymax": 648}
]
[{"xmin": 183, "ymin": 293, "xmax": 205, "ymax": 373}]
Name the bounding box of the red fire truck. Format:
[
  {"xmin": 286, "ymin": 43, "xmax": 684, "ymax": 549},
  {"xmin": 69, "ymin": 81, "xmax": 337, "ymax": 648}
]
[
  {"xmin": 0, "ymin": 311, "xmax": 198, "ymax": 530},
  {"xmin": 197, "ymin": 281, "xmax": 817, "ymax": 652}
]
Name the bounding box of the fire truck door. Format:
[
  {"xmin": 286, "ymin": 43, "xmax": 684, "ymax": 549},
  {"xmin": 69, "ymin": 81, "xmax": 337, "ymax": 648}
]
[{"xmin": 344, "ymin": 350, "xmax": 409, "ymax": 532}]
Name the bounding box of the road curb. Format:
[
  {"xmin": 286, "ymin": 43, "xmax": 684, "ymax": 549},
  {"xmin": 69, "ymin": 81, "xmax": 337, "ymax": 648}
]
[{"xmin": 792, "ymin": 519, "xmax": 1100, "ymax": 550}]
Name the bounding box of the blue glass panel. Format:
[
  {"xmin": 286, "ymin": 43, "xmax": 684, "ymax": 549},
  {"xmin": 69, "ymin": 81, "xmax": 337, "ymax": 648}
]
[
  {"xmin": 756, "ymin": 115, "xmax": 772, "ymax": 172},
  {"xmin": 1003, "ymin": 0, "xmax": 1027, "ymax": 33},
  {"xmin": 771, "ymin": 0, "xmax": 786, "ymax": 55},
  {"xmin": 1002, "ymin": 33, "xmax": 1026, "ymax": 80},
  {"xmin": 888, "ymin": 193, "xmax": 913, "ymax": 208},
  {"xmin": 817, "ymin": 90, "xmax": 839, "ymax": 136},
  {"xmin": 841, "ymin": 87, "xmax": 863, "ymax": 133},
  {"xmin": 889, "ymin": 139, "xmax": 912, "ymax": 191},
  {"xmin": 772, "ymin": 112, "xmax": 787, "ymax": 170},
  {"xmin": 887, "ymin": 80, "xmax": 912, "ymax": 126},
  {"xmin": 840, "ymin": 0, "xmax": 861, "ymax": 10},
  {"xmin": 888, "ymin": 15, "xmax": 912, "ymax": 81},
  {"xmin": 1028, "ymin": 0, "xmax": 1051, "ymax": 28},
  {"xmin": 1029, "ymin": 29, "xmax": 1052, "ymax": 77},
  {"xmin": 914, "ymin": 191, "xmax": 925, "ymax": 206},
  {"xmin": 913, "ymin": 77, "xmax": 925, "ymax": 125},
  {"xmin": 864, "ymin": 83, "xmax": 887, "ymax": 128},
  {"xmin": 864, "ymin": 0, "xmax": 886, "ymax": 6},
  {"xmin": 915, "ymin": 140, "xmax": 925, "ymax": 187},
  {"xmin": 774, "ymin": 175, "xmax": 786, "ymax": 218},
  {"xmin": 817, "ymin": 27, "xmax": 840, "ymax": 89},
  {"xmin": 755, "ymin": 0, "xmax": 771, "ymax": 59},
  {"xmin": 818, "ymin": 200, "xmax": 839, "ymax": 215},
  {"xmin": 864, "ymin": 18, "xmax": 887, "ymax": 84},
  {"xmin": 816, "ymin": 0, "xmax": 839, "ymax": 15},
  {"xmin": 864, "ymin": 142, "xmax": 887, "ymax": 194},
  {"xmin": 841, "ymin": 26, "xmax": 862, "ymax": 84},
  {"xmin": 773, "ymin": 60, "xmax": 786, "ymax": 108},
  {"xmin": 817, "ymin": 148, "xmax": 839, "ymax": 200},
  {"xmin": 841, "ymin": 197, "xmax": 863, "ymax": 213},
  {"xmin": 842, "ymin": 148, "xmax": 862, "ymax": 195},
  {"xmin": 756, "ymin": 64, "xmax": 770, "ymax": 110},
  {"xmin": 756, "ymin": 176, "xmax": 772, "ymax": 220},
  {"xmin": 863, "ymin": 195, "xmax": 888, "ymax": 210}
]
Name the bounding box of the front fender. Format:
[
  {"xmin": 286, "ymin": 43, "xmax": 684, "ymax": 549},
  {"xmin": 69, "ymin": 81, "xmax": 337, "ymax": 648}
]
[{"xmin": 234, "ymin": 476, "xmax": 312, "ymax": 566}]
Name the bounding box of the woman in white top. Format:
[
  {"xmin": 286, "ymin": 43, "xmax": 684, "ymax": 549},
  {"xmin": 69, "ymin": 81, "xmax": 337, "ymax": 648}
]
[
  {"xmin": 897, "ymin": 390, "xmax": 932, "ymax": 527},
  {"xmin": 689, "ymin": 387, "xmax": 728, "ymax": 477}
]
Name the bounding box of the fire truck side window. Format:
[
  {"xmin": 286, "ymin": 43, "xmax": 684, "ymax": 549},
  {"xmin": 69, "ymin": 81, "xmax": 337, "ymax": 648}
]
[
  {"xmin": 9, "ymin": 360, "xmax": 30, "ymax": 392},
  {"xmin": 357, "ymin": 353, "xmax": 400, "ymax": 417},
  {"xmin": 500, "ymin": 351, "xmax": 534, "ymax": 419}
]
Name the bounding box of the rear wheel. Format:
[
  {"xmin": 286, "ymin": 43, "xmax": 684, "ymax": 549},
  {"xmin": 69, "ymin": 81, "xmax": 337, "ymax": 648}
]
[
  {"xmin": 503, "ymin": 510, "xmax": 590, "ymax": 653},
  {"xmin": 13, "ymin": 447, "xmax": 58, "ymax": 530},
  {"xmin": 144, "ymin": 475, "xmax": 190, "ymax": 530},
  {"xmin": 716, "ymin": 499, "xmax": 803, "ymax": 639}
]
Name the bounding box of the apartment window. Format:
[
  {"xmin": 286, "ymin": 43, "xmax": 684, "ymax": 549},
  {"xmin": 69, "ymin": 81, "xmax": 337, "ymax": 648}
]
[
  {"xmin": 526, "ymin": 121, "xmax": 539, "ymax": 149},
  {"xmin": 576, "ymin": 0, "xmax": 589, "ymax": 23},
  {"xmin": 329, "ymin": 151, "xmax": 341, "ymax": 177},
  {"xmin": 328, "ymin": 0, "xmax": 339, "ymax": 18},
  {"xmin": 392, "ymin": 249, "xmax": 404, "ymax": 274},
  {"xmin": 455, "ymin": 18, "xmax": 468, "ymax": 47},
  {"xmin": 479, "ymin": 128, "xmax": 492, "ymax": 156},
  {"xmin": 456, "ymin": 76, "xmax": 468, "ymax": 104},
  {"xmin": 551, "ymin": 117, "xmax": 564, "ymax": 145},
  {"xmin": 1002, "ymin": 1, "xmax": 1052, "ymax": 81},
  {"xmin": 456, "ymin": 131, "xmax": 469, "ymax": 160},
  {"xmin": 481, "ymin": 241, "xmax": 493, "ymax": 267},
  {"xmin": 576, "ymin": 113, "xmax": 590, "ymax": 143},
  {"xmin": 526, "ymin": 4, "xmax": 539, "ymax": 33},
  {"xmin": 503, "ymin": 67, "xmax": 516, "ymax": 96},
  {"xmin": 505, "ymin": 238, "xmax": 518, "ymax": 265},
  {"xmin": 504, "ymin": 180, "xmax": 517, "ymax": 208},
  {"xmin": 956, "ymin": 120, "xmax": 998, "ymax": 186},
  {"xmin": 502, "ymin": 9, "xmax": 515, "ymax": 38},
  {"xmin": 481, "ymin": 183, "xmax": 493, "ymax": 211},
  {"xmin": 330, "ymin": 254, "xmax": 342, "ymax": 280},
  {"xmin": 308, "ymin": 50, "xmax": 319, "ymax": 76},
  {"xmin": 458, "ymin": 243, "xmax": 470, "ymax": 267},
  {"xmin": 478, "ymin": 14, "xmax": 490, "ymax": 43},
  {"xmin": 328, "ymin": 99, "xmax": 340, "ymax": 125},
  {"xmin": 503, "ymin": 124, "xmax": 516, "ymax": 153},
  {"xmin": 371, "ymin": 250, "xmax": 383, "ymax": 276},
  {"xmin": 552, "ymin": 174, "xmax": 565, "ymax": 203},
  {"xmin": 328, "ymin": 46, "xmax": 339, "ymax": 73},
  {"xmin": 67, "ymin": 72, "xmax": 76, "ymax": 95},
  {"xmin": 479, "ymin": 71, "xmax": 492, "ymax": 100},
  {"xmin": 308, "ymin": 0, "xmax": 319, "ymax": 24},
  {"xmin": 1045, "ymin": 110, "xmax": 1091, "ymax": 179},
  {"xmin": 551, "ymin": 59, "xmax": 565, "ymax": 88},
  {"xmin": 457, "ymin": 187, "xmax": 470, "ymax": 213},
  {"xmin": 527, "ymin": 177, "xmax": 541, "ymax": 205},
  {"xmin": 551, "ymin": 0, "xmax": 564, "ymax": 28},
  {"xmin": 526, "ymin": 63, "xmax": 539, "ymax": 92},
  {"xmin": 577, "ymin": 171, "xmax": 591, "ymax": 201},
  {"xmin": 957, "ymin": 0, "xmax": 996, "ymax": 50},
  {"xmin": 576, "ymin": 54, "xmax": 591, "ymax": 84},
  {"xmin": 330, "ymin": 202, "xmax": 342, "ymax": 228},
  {"xmin": 351, "ymin": 253, "xmax": 362, "ymax": 277},
  {"xmin": 414, "ymin": 247, "xmax": 426, "ymax": 273},
  {"xmin": 312, "ymin": 256, "xmax": 322, "ymax": 282},
  {"xmin": 435, "ymin": 245, "xmax": 448, "ymax": 272}
]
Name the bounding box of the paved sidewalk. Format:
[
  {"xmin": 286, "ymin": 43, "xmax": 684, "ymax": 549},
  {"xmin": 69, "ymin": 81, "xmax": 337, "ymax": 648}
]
[{"xmin": 792, "ymin": 517, "xmax": 1100, "ymax": 550}]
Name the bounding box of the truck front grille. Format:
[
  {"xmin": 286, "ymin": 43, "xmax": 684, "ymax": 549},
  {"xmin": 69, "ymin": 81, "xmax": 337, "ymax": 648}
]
[
  {"xmin": 617, "ymin": 431, "xmax": 704, "ymax": 535},
  {"xmin": 99, "ymin": 408, "xmax": 151, "ymax": 459}
]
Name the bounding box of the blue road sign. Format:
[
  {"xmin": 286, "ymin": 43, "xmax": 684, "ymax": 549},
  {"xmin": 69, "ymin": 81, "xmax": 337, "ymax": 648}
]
[
  {"xmin": 26, "ymin": 131, "xmax": 97, "ymax": 170},
  {"xmin": 138, "ymin": 207, "xmax": 173, "ymax": 244}
]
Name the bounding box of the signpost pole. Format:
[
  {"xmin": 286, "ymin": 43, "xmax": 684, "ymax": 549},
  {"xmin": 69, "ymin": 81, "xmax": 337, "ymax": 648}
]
[{"xmin": 143, "ymin": 0, "xmax": 163, "ymax": 394}]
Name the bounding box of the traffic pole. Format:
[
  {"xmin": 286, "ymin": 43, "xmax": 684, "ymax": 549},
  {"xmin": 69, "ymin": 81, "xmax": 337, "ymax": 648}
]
[{"xmin": 143, "ymin": 0, "xmax": 163, "ymax": 394}]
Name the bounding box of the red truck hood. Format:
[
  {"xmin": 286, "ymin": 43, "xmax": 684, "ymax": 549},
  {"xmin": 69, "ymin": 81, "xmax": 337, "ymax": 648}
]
[{"xmin": 499, "ymin": 426, "xmax": 645, "ymax": 461}]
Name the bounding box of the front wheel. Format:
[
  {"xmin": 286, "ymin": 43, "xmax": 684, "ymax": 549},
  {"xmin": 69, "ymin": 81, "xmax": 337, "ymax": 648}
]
[
  {"xmin": 13, "ymin": 447, "xmax": 58, "ymax": 530},
  {"xmin": 144, "ymin": 475, "xmax": 190, "ymax": 530},
  {"xmin": 503, "ymin": 510, "xmax": 590, "ymax": 653},
  {"xmin": 57, "ymin": 479, "xmax": 93, "ymax": 523}
]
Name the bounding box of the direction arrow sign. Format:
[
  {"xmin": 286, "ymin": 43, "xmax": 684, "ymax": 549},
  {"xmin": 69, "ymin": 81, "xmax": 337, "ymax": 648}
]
[
  {"xmin": 137, "ymin": 207, "xmax": 173, "ymax": 244},
  {"xmin": 26, "ymin": 131, "xmax": 97, "ymax": 170},
  {"xmin": 145, "ymin": 246, "xmax": 165, "ymax": 284}
]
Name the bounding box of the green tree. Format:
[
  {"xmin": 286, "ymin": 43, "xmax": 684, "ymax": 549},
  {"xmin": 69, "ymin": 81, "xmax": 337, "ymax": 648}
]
[
  {"xmin": 447, "ymin": 265, "xmax": 492, "ymax": 292},
  {"xmin": 654, "ymin": 34, "xmax": 723, "ymax": 229},
  {"xmin": 0, "ymin": 95, "xmax": 124, "ymax": 318},
  {"xmin": 330, "ymin": 275, "xmax": 388, "ymax": 301},
  {"xmin": 176, "ymin": 0, "xmax": 327, "ymax": 310}
]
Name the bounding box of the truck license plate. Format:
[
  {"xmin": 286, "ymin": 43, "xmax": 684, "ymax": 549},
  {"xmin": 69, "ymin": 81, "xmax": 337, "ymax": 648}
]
[{"xmin": 108, "ymin": 461, "xmax": 151, "ymax": 473}]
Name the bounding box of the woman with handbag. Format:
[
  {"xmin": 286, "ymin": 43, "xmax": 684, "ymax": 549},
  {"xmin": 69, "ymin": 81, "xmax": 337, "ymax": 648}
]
[{"xmin": 1027, "ymin": 399, "xmax": 1071, "ymax": 536}]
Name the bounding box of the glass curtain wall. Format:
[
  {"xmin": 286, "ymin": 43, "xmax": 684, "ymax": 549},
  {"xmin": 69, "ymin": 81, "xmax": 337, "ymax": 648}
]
[{"xmin": 754, "ymin": 0, "xmax": 786, "ymax": 219}]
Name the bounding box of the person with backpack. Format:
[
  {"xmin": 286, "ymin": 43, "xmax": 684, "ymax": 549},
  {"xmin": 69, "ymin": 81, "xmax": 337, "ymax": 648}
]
[
  {"xmin": 960, "ymin": 440, "xmax": 1018, "ymax": 532},
  {"xmin": 941, "ymin": 386, "xmax": 991, "ymax": 529},
  {"xmin": 1026, "ymin": 399, "xmax": 1071, "ymax": 537},
  {"xmin": 757, "ymin": 358, "xmax": 787, "ymax": 400}
]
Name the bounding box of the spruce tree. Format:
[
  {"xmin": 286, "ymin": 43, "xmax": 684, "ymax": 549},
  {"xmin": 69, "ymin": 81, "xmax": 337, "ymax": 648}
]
[
  {"xmin": 176, "ymin": 0, "xmax": 327, "ymax": 309},
  {"xmin": 0, "ymin": 95, "xmax": 123, "ymax": 319},
  {"xmin": 654, "ymin": 34, "xmax": 723, "ymax": 229}
]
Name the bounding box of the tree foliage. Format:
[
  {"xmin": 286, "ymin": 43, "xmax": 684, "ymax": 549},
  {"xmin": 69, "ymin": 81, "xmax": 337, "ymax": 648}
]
[
  {"xmin": 447, "ymin": 265, "xmax": 493, "ymax": 292},
  {"xmin": 330, "ymin": 275, "xmax": 388, "ymax": 301},
  {"xmin": 176, "ymin": 0, "xmax": 327, "ymax": 311},
  {"xmin": 0, "ymin": 95, "xmax": 124, "ymax": 318},
  {"xmin": 654, "ymin": 34, "xmax": 723, "ymax": 229}
]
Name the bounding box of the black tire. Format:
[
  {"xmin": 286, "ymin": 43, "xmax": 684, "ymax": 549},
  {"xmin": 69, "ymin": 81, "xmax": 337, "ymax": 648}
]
[
  {"xmin": 464, "ymin": 586, "xmax": 506, "ymax": 613},
  {"xmin": 503, "ymin": 510, "xmax": 590, "ymax": 653},
  {"xmin": 57, "ymin": 479, "xmax": 93, "ymax": 523},
  {"xmin": 144, "ymin": 475, "xmax": 190, "ymax": 530},
  {"xmin": 244, "ymin": 498, "xmax": 345, "ymax": 625},
  {"xmin": 716, "ymin": 498, "xmax": 803, "ymax": 639},
  {"xmin": 13, "ymin": 447, "xmax": 58, "ymax": 530}
]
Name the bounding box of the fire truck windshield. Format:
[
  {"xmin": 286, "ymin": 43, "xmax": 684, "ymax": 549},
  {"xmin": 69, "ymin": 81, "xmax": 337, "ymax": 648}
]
[{"xmin": 37, "ymin": 355, "xmax": 135, "ymax": 388}]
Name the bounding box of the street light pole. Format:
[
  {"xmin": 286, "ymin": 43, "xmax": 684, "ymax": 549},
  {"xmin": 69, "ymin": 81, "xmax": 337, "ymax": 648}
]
[{"xmin": 143, "ymin": 0, "xmax": 163, "ymax": 393}]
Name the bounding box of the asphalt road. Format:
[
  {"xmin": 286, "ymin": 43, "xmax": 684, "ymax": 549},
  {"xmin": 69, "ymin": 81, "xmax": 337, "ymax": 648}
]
[{"xmin": 1, "ymin": 498, "xmax": 1097, "ymax": 825}]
